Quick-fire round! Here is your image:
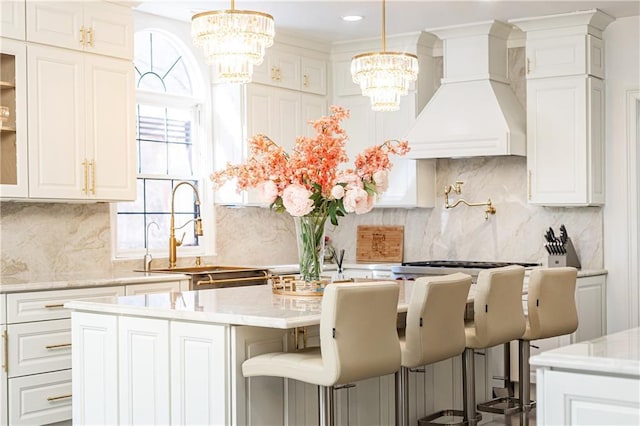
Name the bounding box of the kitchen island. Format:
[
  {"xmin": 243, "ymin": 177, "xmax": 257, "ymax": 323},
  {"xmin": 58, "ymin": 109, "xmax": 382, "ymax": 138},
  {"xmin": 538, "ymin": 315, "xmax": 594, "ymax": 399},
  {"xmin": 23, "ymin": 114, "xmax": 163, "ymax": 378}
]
[{"xmin": 531, "ymin": 326, "xmax": 640, "ymax": 425}]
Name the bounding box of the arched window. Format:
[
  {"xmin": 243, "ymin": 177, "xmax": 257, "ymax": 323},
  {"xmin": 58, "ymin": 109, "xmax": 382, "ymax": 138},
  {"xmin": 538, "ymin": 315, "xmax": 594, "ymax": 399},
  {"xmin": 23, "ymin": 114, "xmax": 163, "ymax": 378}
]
[{"xmin": 115, "ymin": 29, "xmax": 207, "ymax": 258}]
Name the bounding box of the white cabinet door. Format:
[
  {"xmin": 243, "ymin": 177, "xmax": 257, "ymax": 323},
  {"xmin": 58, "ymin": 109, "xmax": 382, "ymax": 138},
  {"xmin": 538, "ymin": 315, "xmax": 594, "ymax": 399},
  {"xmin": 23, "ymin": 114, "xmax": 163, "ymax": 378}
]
[
  {"xmin": 301, "ymin": 93, "xmax": 327, "ymax": 137},
  {"xmin": 538, "ymin": 369, "xmax": 640, "ymax": 426},
  {"xmin": 0, "ymin": 39, "xmax": 28, "ymax": 198},
  {"xmin": 527, "ymin": 76, "xmax": 604, "ymax": 205},
  {"xmin": 118, "ymin": 316, "xmax": 170, "ymax": 425},
  {"xmin": 301, "ymin": 56, "xmax": 327, "ymax": 95},
  {"xmin": 170, "ymin": 321, "xmax": 228, "ymax": 425},
  {"xmin": 71, "ymin": 312, "xmax": 118, "ymax": 425},
  {"xmin": 232, "ymin": 326, "xmax": 289, "ymax": 426},
  {"xmin": 27, "ymin": 44, "xmax": 135, "ymax": 201},
  {"xmin": 0, "ymin": 326, "xmax": 6, "ymax": 426},
  {"xmin": 26, "ymin": 1, "xmax": 132, "ymax": 59},
  {"xmin": 254, "ymin": 49, "xmax": 301, "ymax": 91},
  {"xmin": 84, "ymin": 54, "xmax": 136, "ymax": 201},
  {"xmin": 0, "ymin": 1, "xmax": 25, "ymax": 40},
  {"xmin": 27, "ymin": 44, "xmax": 85, "ymax": 199},
  {"xmin": 574, "ymin": 274, "xmax": 606, "ymax": 342},
  {"xmin": 525, "ymin": 35, "xmax": 604, "ymax": 79}
]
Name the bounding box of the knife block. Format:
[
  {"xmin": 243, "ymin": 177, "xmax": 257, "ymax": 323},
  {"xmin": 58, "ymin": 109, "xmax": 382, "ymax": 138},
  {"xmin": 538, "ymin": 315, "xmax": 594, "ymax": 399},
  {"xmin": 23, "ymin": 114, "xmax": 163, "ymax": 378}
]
[{"xmin": 548, "ymin": 237, "xmax": 581, "ymax": 269}]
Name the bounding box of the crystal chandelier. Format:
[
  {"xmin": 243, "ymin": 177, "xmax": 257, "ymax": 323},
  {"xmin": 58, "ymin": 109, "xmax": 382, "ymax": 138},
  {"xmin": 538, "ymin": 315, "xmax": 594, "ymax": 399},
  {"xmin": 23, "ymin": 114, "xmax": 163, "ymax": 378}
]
[
  {"xmin": 350, "ymin": 0, "xmax": 419, "ymax": 111},
  {"xmin": 192, "ymin": 0, "xmax": 275, "ymax": 84}
]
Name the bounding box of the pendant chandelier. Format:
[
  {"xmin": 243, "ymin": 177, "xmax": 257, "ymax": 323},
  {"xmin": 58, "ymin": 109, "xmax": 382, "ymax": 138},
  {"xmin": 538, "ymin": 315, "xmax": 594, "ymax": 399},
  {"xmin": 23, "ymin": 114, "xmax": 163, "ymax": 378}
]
[
  {"xmin": 192, "ymin": 0, "xmax": 275, "ymax": 84},
  {"xmin": 350, "ymin": 0, "xmax": 419, "ymax": 111}
]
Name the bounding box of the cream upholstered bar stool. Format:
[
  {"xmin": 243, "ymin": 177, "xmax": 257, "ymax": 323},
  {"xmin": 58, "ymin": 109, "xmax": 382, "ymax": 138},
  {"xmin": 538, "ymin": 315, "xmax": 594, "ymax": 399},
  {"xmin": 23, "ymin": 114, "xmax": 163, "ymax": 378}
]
[
  {"xmin": 395, "ymin": 272, "xmax": 472, "ymax": 426},
  {"xmin": 242, "ymin": 281, "xmax": 401, "ymax": 426},
  {"xmin": 462, "ymin": 265, "xmax": 526, "ymax": 426}
]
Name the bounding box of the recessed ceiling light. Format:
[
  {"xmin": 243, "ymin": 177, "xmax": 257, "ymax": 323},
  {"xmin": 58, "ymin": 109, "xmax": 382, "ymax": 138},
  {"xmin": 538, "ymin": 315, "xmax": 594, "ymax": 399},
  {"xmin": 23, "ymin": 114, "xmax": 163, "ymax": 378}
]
[{"xmin": 342, "ymin": 15, "xmax": 364, "ymax": 22}]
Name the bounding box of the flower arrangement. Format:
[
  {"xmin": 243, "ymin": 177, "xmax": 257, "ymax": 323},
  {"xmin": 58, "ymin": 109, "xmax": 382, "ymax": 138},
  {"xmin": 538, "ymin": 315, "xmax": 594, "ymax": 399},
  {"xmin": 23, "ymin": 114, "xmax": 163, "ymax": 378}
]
[
  {"xmin": 211, "ymin": 105, "xmax": 409, "ymax": 284},
  {"xmin": 210, "ymin": 105, "xmax": 410, "ymax": 226}
]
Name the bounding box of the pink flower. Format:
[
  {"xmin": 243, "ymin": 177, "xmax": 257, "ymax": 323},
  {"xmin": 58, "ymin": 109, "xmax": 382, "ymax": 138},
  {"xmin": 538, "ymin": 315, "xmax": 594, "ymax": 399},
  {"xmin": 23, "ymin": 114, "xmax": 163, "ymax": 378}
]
[
  {"xmin": 258, "ymin": 180, "xmax": 279, "ymax": 204},
  {"xmin": 282, "ymin": 184, "xmax": 314, "ymax": 216},
  {"xmin": 331, "ymin": 185, "xmax": 345, "ymax": 199},
  {"xmin": 372, "ymin": 170, "xmax": 389, "ymax": 193},
  {"xmin": 337, "ymin": 171, "xmax": 363, "ymax": 189},
  {"xmin": 343, "ymin": 187, "xmax": 373, "ymax": 214}
]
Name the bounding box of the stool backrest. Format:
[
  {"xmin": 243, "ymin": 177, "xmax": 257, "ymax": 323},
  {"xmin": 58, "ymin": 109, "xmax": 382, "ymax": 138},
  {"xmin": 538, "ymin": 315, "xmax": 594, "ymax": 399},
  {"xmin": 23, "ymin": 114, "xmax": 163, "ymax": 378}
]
[
  {"xmin": 403, "ymin": 273, "xmax": 472, "ymax": 368},
  {"xmin": 472, "ymin": 265, "xmax": 526, "ymax": 348},
  {"xmin": 320, "ymin": 281, "xmax": 401, "ymax": 385},
  {"xmin": 526, "ymin": 267, "xmax": 578, "ymax": 340}
]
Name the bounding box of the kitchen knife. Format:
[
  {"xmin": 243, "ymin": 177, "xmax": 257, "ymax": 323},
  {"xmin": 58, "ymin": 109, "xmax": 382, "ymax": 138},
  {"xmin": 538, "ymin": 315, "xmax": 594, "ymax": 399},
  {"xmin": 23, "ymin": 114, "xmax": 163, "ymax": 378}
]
[
  {"xmin": 544, "ymin": 243, "xmax": 552, "ymax": 254},
  {"xmin": 560, "ymin": 225, "xmax": 568, "ymax": 244},
  {"xmin": 549, "ymin": 227, "xmax": 558, "ymax": 243}
]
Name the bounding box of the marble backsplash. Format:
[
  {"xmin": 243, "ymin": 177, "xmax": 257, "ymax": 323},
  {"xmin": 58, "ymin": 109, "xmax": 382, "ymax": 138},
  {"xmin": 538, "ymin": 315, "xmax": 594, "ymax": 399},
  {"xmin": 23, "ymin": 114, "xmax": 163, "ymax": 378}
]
[{"xmin": 0, "ymin": 155, "xmax": 603, "ymax": 278}]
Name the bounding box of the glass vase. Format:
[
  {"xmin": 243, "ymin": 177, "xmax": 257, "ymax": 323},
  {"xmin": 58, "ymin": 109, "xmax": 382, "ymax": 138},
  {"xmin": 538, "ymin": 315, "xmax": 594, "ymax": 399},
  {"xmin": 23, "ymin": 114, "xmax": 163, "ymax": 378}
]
[{"xmin": 294, "ymin": 214, "xmax": 328, "ymax": 283}]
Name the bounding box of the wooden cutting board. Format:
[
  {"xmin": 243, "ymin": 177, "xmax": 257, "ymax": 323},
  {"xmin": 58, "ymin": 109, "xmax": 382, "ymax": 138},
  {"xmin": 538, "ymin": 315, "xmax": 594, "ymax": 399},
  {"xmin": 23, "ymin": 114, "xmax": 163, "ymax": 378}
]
[{"xmin": 356, "ymin": 225, "xmax": 404, "ymax": 263}]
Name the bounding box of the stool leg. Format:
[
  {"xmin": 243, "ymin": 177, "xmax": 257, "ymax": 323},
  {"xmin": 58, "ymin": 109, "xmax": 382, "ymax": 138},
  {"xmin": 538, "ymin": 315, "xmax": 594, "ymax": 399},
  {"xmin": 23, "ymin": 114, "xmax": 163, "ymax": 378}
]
[
  {"xmin": 318, "ymin": 385, "xmax": 335, "ymax": 426},
  {"xmin": 395, "ymin": 367, "xmax": 410, "ymax": 426},
  {"xmin": 518, "ymin": 340, "xmax": 531, "ymax": 426},
  {"xmin": 503, "ymin": 342, "xmax": 515, "ymax": 397},
  {"xmin": 462, "ymin": 348, "xmax": 479, "ymax": 426}
]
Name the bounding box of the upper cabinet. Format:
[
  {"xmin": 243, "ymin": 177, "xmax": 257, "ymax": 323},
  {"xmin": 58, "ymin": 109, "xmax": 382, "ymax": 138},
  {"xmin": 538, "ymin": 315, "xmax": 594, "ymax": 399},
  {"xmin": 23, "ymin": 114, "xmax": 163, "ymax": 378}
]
[
  {"xmin": 27, "ymin": 45, "xmax": 136, "ymax": 201},
  {"xmin": 511, "ymin": 9, "xmax": 614, "ymax": 206},
  {"xmin": 331, "ymin": 32, "xmax": 437, "ymax": 208},
  {"xmin": 1, "ymin": 0, "xmax": 136, "ymax": 202},
  {"xmin": 25, "ymin": 1, "xmax": 132, "ymax": 59},
  {"xmin": 0, "ymin": 39, "xmax": 28, "ymax": 198},
  {"xmin": 0, "ymin": 0, "xmax": 26, "ymax": 40},
  {"xmin": 252, "ymin": 44, "xmax": 328, "ymax": 95}
]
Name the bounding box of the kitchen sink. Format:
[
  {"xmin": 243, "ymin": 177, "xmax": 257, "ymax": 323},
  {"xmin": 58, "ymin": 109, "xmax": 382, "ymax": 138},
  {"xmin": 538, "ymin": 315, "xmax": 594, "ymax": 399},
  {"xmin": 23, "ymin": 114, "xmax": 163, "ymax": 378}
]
[{"xmin": 144, "ymin": 265, "xmax": 270, "ymax": 290}]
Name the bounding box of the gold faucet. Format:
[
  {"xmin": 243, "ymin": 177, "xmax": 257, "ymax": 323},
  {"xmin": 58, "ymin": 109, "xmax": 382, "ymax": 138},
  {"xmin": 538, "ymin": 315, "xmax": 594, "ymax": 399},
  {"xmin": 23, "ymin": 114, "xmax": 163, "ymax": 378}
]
[
  {"xmin": 169, "ymin": 181, "xmax": 204, "ymax": 269},
  {"xmin": 444, "ymin": 181, "xmax": 496, "ymax": 220}
]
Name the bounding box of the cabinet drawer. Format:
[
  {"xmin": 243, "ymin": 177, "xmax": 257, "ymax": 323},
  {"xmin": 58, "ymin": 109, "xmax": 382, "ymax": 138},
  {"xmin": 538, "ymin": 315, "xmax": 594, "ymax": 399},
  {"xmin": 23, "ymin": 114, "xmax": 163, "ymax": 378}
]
[
  {"xmin": 8, "ymin": 369, "xmax": 72, "ymax": 425},
  {"xmin": 125, "ymin": 280, "xmax": 185, "ymax": 296},
  {"xmin": 8, "ymin": 319, "xmax": 71, "ymax": 377},
  {"xmin": 7, "ymin": 286, "xmax": 125, "ymax": 323},
  {"xmin": 526, "ymin": 34, "xmax": 604, "ymax": 79}
]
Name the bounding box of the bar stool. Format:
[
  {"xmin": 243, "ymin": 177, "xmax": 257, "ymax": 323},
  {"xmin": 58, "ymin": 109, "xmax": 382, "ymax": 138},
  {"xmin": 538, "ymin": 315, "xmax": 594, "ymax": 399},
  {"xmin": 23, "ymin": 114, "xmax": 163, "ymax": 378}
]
[
  {"xmin": 242, "ymin": 281, "xmax": 401, "ymax": 426},
  {"xmin": 462, "ymin": 265, "xmax": 526, "ymax": 426},
  {"xmin": 477, "ymin": 267, "xmax": 578, "ymax": 424},
  {"xmin": 395, "ymin": 272, "xmax": 472, "ymax": 426}
]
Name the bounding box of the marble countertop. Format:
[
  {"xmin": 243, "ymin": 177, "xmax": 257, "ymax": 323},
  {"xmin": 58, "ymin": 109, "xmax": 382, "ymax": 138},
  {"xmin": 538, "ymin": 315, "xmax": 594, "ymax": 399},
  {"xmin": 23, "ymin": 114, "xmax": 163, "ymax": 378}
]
[
  {"xmin": 0, "ymin": 270, "xmax": 190, "ymax": 293},
  {"xmin": 530, "ymin": 326, "xmax": 640, "ymax": 377},
  {"xmin": 66, "ymin": 280, "xmax": 480, "ymax": 329}
]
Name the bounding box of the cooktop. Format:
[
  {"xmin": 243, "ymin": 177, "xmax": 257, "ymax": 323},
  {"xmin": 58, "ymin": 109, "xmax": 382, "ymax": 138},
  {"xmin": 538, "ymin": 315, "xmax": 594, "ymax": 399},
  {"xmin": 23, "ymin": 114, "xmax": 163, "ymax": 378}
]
[{"xmin": 401, "ymin": 260, "xmax": 540, "ymax": 269}]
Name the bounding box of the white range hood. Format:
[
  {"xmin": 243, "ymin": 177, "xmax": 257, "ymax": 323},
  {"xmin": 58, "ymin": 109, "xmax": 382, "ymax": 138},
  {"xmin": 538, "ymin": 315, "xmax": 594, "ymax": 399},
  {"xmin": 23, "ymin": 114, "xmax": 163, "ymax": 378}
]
[{"xmin": 406, "ymin": 20, "xmax": 526, "ymax": 159}]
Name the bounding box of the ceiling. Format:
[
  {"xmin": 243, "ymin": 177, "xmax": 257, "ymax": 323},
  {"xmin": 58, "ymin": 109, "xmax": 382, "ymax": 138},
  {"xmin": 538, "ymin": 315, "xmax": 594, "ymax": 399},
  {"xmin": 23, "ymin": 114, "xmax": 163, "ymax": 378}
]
[{"xmin": 135, "ymin": 0, "xmax": 640, "ymax": 44}]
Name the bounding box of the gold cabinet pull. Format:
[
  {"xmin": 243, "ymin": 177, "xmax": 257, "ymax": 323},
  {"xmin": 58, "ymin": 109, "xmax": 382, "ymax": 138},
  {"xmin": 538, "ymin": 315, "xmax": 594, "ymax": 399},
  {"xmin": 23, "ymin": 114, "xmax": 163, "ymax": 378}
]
[
  {"xmin": 79, "ymin": 26, "xmax": 86, "ymax": 45},
  {"xmin": 271, "ymin": 66, "xmax": 281, "ymax": 82},
  {"xmin": 87, "ymin": 27, "xmax": 94, "ymax": 47},
  {"xmin": 47, "ymin": 394, "xmax": 72, "ymax": 402},
  {"xmin": 82, "ymin": 160, "xmax": 88, "ymax": 194},
  {"xmin": 526, "ymin": 58, "xmax": 531, "ymax": 74},
  {"xmin": 44, "ymin": 303, "xmax": 65, "ymax": 309},
  {"xmin": 89, "ymin": 160, "xmax": 96, "ymax": 195},
  {"xmin": 45, "ymin": 343, "xmax": 72, "ymax": 350},
  {"xmin": 303, "ymin": 74, "xmax": 309, "ymax": 88},
  {"xmin": 2, "ymin": 330, "xmax": 7, "ymax": 373}
]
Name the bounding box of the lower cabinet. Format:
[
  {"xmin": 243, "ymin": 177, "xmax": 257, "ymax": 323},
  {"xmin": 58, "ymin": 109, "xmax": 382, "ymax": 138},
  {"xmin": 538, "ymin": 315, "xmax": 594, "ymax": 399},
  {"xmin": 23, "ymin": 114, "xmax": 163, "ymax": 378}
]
[{"xmin": 1, "ymin": 279, "xmax": 186, "ymax": 426}]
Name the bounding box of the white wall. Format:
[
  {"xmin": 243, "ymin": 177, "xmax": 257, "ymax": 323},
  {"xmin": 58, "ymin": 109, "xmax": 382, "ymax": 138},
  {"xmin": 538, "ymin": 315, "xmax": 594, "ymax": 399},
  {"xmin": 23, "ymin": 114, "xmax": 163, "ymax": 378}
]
[{"xmin": 604, "ymin": 15, "xmax": 640, "ymax": 333}]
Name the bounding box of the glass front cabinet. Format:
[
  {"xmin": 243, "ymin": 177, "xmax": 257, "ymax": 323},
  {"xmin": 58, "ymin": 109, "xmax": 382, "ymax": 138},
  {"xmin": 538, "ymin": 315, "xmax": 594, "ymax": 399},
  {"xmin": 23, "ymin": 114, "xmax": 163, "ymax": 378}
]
[{"xmin": 0, "ymin": 38, "xmax": 28, "ymax": 198}]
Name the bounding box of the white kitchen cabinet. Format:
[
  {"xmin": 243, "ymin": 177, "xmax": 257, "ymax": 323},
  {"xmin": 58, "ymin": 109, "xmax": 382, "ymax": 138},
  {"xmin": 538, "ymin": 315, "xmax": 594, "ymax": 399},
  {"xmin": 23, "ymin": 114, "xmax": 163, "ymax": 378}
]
[
  {"xmin": 512, "ymin": 10, "xmax": 612, "ymax": 207},
  {"xmin": 526, "ymin": 76, "xmax": 604, "ymax": 206},
  {"xmin": 524, "ymin": 35, "xmax": 605, "ymax": 79},
  {"xmin": 0, "ymin": 1, "xmax": 25, "ymax": 40},
  {"xmin": 8, "ymin": 369, "xmax": 72, "ymax": 426},
  {"xmin": 253, "ymin": 45, "xmax": 328, "ymax": 95},
  {"xmin": 125, "ymin": 279, "xmax": 188, "ymax": 296},
  {"xmin": 0, "ymin": 295, "xmax": 6, "ymax": 426},
  {"xmin": 537, "ymin": 369, "xmax": 640, "ymax": 425},
  {"xmin": 26, "ymin": 0, "xmax": 132, "ymax": 59},
  {"xmin": 214, "ymin": 83, "xmax": 327, "ymax": 205},
  {"xmin": 27, "ymin": 44, "xmax": 136, "ymax": 201},
  {"xmin": 170, "ymin": 321, "xmax": 228, "ymax": 425},
  {"xmin": 0, "ymin": 38, "xmax": 28, "ymax": 199},
  {"xmin": 118, "ymin": 316, "xmax": 170, "ymax": 425},
  {"xmin": 71, "ymin": 311, "xmax": 118, "ymax": 425}
]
